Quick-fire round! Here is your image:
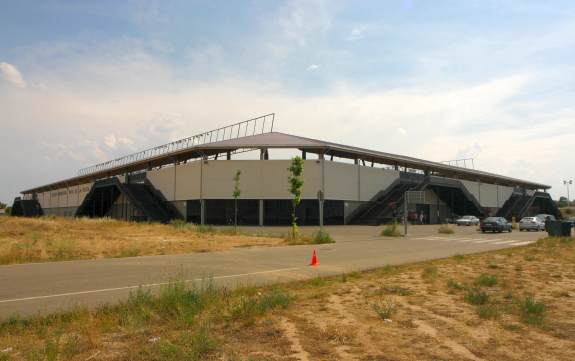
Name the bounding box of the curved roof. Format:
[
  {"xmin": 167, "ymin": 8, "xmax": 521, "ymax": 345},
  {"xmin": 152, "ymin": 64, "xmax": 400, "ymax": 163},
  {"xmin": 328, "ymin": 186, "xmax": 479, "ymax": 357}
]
[{"xmin": 22, "ymin": 131, "xmax": 550, "ymax": 193}]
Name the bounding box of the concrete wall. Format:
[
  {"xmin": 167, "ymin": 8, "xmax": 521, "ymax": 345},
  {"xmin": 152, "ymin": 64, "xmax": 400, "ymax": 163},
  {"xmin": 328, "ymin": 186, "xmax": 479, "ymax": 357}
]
[
  {"xmin": 37, "ymin": 182, "xmax": 92, "ymax": 210},
  {"xmin": 461, "ymin": 180, "xmax": 514, "ymax": 208},
  {"xmin": 146, "ymin": 159, "xmax": 399, "ymax": 202}
]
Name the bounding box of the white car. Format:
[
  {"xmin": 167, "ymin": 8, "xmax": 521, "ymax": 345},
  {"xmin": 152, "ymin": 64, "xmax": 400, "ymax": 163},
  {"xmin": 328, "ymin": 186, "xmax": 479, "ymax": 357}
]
[
  {"xmin": 519, "ymin": 217, "xmax": 545, "ymax": 231},
  {"xmin": 455, "ymin": 215, "xmax": 480, "ymax": 226}
]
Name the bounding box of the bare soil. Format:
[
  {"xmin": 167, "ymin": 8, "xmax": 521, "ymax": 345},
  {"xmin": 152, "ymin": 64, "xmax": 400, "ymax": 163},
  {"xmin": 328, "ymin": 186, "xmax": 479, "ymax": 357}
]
[{"xmin": 0, "ymin": 216, "xmax": 282, "ymax": 265}]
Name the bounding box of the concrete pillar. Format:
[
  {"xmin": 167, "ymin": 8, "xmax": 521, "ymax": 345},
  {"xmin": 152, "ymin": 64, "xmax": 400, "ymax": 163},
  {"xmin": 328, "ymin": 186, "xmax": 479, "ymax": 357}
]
[{"xmin": 259, "ymin": 200, "xmax": 264, "ymax": 226}]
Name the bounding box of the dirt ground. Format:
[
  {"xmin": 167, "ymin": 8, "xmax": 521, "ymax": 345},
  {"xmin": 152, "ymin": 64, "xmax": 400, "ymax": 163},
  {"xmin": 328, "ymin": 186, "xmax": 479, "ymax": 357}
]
[
  {"xmin": 0, "ymin": 216, "xmax": 282, "ymax": 265},
  {"xmin": 269, "ymin": 238, "xmax": 575, "ymax": 361}
]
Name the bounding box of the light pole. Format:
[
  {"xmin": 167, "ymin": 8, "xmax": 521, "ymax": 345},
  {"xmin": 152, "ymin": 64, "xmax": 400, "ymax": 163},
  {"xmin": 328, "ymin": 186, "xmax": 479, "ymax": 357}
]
[{"xmin": 564, "ymin": 180, "xmax": 573, "ymax": 203}]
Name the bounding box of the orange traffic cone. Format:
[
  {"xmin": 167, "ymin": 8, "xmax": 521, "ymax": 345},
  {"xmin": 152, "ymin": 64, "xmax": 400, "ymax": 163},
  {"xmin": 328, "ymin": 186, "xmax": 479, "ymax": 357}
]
[{"xmin": 310, "ymin": 249, "xmax": 319, "ymax": 266}]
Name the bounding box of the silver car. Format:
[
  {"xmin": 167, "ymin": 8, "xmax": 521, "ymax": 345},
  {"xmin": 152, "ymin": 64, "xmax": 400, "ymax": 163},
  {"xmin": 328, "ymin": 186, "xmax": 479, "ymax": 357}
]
[
  {"xmin": 519, "ymin": 217, "xmax": 545, "ymax": 231},
  {"xmin": 455, "ymin": 215, "xmax": 480, "ymax": 226}
]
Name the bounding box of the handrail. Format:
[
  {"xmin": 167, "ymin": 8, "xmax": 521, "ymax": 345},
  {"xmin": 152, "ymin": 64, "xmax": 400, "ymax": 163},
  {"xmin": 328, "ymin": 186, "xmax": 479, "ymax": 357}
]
[{"xmin": 78, "ymin": 113, "xmax": 275, "ymax": 176}]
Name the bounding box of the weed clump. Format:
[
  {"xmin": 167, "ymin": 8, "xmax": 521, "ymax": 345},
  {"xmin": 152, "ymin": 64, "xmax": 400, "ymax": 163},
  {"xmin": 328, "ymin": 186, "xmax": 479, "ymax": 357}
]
[
  {"xmin": 381, "ymin": 220, "xmax": 402, "ymax": 237},
  {"xmin": 465, "ymin": 288, "xmax": 489, "ymax": 305},
  {"xmin": 447, "ymin": 279, "xmax": 465, "ymax": 291},
  {"xmin": 477, "ymin": 304, "xmax": 500, "ymax": 319},
  {"xmin": 438, "ymin": 223, "xmax": 455, "ymax": 234},
  {"xmin": 517, "ymin": 295, "xmax": 546, "ymax": 325},
  {"xmin": 475, "ymin": 274, "xmax": 498, "ymax": 287},
  {"xmin": 312, "ymin": 229, "xmax": 335, "ymax": 244},
  {"xmin": 372, "ymin": 297, "xmax": 396, "ymax": 320}
]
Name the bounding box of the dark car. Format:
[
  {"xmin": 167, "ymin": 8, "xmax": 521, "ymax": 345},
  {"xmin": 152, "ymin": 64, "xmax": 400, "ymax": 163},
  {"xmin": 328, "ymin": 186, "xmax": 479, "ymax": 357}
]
[{"xmin": 481, "ymin": 217, "xmax": 512, "ymax": 233}]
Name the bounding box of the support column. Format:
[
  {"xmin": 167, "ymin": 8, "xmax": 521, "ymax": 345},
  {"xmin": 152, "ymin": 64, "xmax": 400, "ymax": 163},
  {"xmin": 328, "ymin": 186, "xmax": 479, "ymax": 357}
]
[
  {"xmin": 259, "ymin": 200, "xmax": 264, "ymax": 226},
  {"xmin": 200, "ymin": 157, "xmax": 205, "ymax": 225}
]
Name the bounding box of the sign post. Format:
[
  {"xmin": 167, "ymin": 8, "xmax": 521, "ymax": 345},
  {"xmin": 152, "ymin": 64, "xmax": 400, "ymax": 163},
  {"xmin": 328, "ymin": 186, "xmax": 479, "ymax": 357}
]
[{"xmin": 317, "ymin": 190, "xmax": 324, "ymax": 231}]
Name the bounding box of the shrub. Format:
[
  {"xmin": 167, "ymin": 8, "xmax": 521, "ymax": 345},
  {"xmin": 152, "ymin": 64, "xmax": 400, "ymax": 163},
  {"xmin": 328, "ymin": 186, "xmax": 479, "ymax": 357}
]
[
  {"xmin": 438, "ymin": 223, "xmax": 454, "ymax": 234},
  {"xmin": 475, "ymin": 274, "xmax": 498, "ymax": 287},
  {"xmin": 517, "ymin": 295, "xmax": 546, "ymax": 325},
  {"xmin": 465, "ymin": 288, "xmax": 489, "ymax": 305},
  {"xmin": 312, "ymin": 229, "xmax": 335, "ymax": 244},
  {"xmin": 381, "ymin": 220, "xmax": 402, "ymax": 237}
]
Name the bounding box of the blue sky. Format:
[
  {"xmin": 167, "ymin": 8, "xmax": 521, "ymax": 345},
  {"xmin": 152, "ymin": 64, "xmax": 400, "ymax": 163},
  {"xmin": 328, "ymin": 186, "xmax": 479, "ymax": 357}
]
[{"xmin": 1, "ymin": 0, "xmax": 575, "ymax": 203}]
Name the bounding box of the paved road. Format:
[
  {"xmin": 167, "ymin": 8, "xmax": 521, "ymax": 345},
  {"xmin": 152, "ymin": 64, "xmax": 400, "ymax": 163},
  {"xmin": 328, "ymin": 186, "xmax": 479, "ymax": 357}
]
[{"xmin": 0, "ymin": 225, "xmax": 542, "ymax": 319}]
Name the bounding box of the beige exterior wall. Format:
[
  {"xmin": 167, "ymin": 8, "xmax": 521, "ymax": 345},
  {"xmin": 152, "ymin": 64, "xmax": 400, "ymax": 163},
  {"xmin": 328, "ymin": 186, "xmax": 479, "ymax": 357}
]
[
  {"xmin": 324, "ymin": 162, "xmax": 359, "ymax": 200},
  {"xmin": 461, "ymin": 180, "xmax": 514, "ymax": 208},
  {"xmin": 175, "ymin": 161, "xmax": 201, "ymax": 200},
  {"xmin": 147, "ymin": 160, "xmax": 400, "ymax": 201},
  {"xmin": 147, "ymin": 166, "xmax": 176, "ymax": 201}
]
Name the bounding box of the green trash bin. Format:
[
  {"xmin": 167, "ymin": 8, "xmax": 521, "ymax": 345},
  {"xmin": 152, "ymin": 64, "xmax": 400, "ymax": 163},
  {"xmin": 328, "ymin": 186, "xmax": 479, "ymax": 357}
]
[
  {"xmin": 546, "ymin": 220, "xmax": 563, "ymax": 237},
  {"xmin": 560, "ymin": 221, "xmax": 573, "ymax": 237}
]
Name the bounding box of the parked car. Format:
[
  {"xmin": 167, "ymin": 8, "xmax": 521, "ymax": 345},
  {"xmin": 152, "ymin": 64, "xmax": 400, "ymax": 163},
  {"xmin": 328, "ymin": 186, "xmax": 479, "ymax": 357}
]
[
  {"xmin": 535, "ymin": 214, "xmax": 556, "ymax": 222},
  {"xmin": 455, "ymin": 215, "xmax": 480, "ymax": 226},
  {"xmin": 564, "ymin": 217, "xmax": 575, "ymax": 227},
  {"xmin": 518, "ymin": 216, "xmax": 545, "ymax": 231},
  {"xmin": 481, "ymin": 217, "xmax": 512, "ymax": 233}
]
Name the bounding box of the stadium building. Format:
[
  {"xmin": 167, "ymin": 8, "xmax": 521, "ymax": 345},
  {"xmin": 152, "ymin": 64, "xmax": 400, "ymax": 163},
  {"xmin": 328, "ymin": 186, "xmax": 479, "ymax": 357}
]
[{"xmin": 12, "ymin": 114, "xmax": 560, "ymax": 225}]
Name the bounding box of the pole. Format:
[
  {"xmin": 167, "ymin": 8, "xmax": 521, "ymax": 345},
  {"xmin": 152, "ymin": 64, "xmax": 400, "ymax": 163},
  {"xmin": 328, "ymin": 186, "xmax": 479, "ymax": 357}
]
[
  {"xmin": 319, "ymin": 199, "xmax": 324, "ymax": 231},
  {"xmin": 404, "ymin": 194, "xmax": 408, "ymax": 237}
]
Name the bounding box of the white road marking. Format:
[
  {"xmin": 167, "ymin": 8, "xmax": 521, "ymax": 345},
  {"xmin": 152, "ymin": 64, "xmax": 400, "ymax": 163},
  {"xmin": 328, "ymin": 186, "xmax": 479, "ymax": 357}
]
[
  {"xmin": 415, "ymin": 236, "xmax": 536, "ymax": 246},
  {"xmin": 0, "ymin": 266, "xmax": 303, "ymax": 304},
  {"xmin": 506, "ymin": 241, "xmax": 534, "ymax": 246}
]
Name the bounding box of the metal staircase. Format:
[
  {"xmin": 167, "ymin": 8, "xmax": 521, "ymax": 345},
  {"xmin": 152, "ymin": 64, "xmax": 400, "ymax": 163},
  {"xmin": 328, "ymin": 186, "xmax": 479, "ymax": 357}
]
[
  {"xmin": 10, "ymin": 197, "xmax": 43, "ymax": 217},
  {"xmin": 76, "ymin": 177, "xmax": 179, "ymax": 223}
]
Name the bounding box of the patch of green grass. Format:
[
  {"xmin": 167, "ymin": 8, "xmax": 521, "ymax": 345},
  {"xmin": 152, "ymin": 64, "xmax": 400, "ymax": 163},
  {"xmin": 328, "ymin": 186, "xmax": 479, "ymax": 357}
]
[
  {"xmin": 452, "ymin": 253, "xmax": 465, "ymax": 261},
  {"xmin": 474, "ymin": 274, "xmax": 498, "ymax": 287},
  {"xmin": 309, "ymin": 276, "xmax": 327, "ymax": 287},
  {"xmin": 476, "ymin": 304, "xmax": 499, "ymax": 319},
  {"xmin": 487, "ymin": 260, "xmax": 499, "ymax": 269},
  {"xmin": 117, "ymin": 247, "xmax": 140, "ymax": 258},
  {"xmin": 381, "ymin": 221, "xmax": 402, "ymax": 237},
  {"xmin": 447, "ymin": 279, "xmax": 465, "ymax": 291},
  {"xmin": 372, "ymin": 297, "xmax": 396, "ymax": 320},
  {"xmin": 421, "ymin": 265, "xmax": 438, "ymax": 280},
  {"xmin": 229, "ymin": 287, "xmax": 294, "ymax": 322},
  {"xmin": 382, "ymin": 285, "xmax": 413, "ymax": 296},
  {"xmin": 465, "ymin": 288, "xmax": 489, "ymax": 305},
  {"xmin": 517, "ymin": 295, "xmax": 546, "ymax": 325}
]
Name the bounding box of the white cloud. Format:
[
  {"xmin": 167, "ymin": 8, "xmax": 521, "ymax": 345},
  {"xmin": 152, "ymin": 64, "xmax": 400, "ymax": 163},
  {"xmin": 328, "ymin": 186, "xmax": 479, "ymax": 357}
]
[
  {"xmin": 396, "ymin": 127, "xmax": 407, "ymax": 135},
  {"xmin": 306, "ymin": 64, "xmax": 319, "ymax": 71},
  {"xmin": 0, "ymin": 62, "xmax": 27, "ymax": 88},
  {"xmin": 104, "ymin": 134, "xmax": 134, "ymax": 149}
]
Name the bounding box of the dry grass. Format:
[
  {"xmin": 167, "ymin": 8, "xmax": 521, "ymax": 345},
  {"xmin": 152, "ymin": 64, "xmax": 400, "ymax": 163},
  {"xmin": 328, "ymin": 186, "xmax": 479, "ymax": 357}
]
[
  {"xmin": 0, "ymin": 216, "xmax": 282, "ymax": 265},
  {"xmin": 1, "ymin": 236, "xmax": 574, "ymax": 360}
]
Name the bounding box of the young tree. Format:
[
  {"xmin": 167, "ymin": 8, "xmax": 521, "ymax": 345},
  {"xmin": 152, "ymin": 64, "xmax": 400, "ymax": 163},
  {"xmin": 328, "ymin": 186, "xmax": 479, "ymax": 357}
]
[
  {"xmin": 288, "ymin": 156, "xmax": 304, "ymax": 238},
  {"xmin": 232, "ymin": 170, "xmax": 241, "ymax": 231}
]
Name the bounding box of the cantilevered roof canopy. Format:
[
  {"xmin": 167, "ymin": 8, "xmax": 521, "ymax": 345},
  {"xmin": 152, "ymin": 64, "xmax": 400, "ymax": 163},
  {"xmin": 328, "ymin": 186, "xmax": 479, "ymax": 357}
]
[{"xmin": 22, "ymin": 131, "xmax": 550, "ymax": 193}]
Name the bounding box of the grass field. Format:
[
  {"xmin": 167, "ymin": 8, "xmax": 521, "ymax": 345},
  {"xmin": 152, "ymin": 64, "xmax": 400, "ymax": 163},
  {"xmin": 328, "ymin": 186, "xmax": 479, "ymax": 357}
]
[
  {"xmin": 0, "ymin": 236, "xmax": 573, "ymax": 360},
  {"xmin": 0, "ymin": 216, "xmax": 284, "ymax": 265}
]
